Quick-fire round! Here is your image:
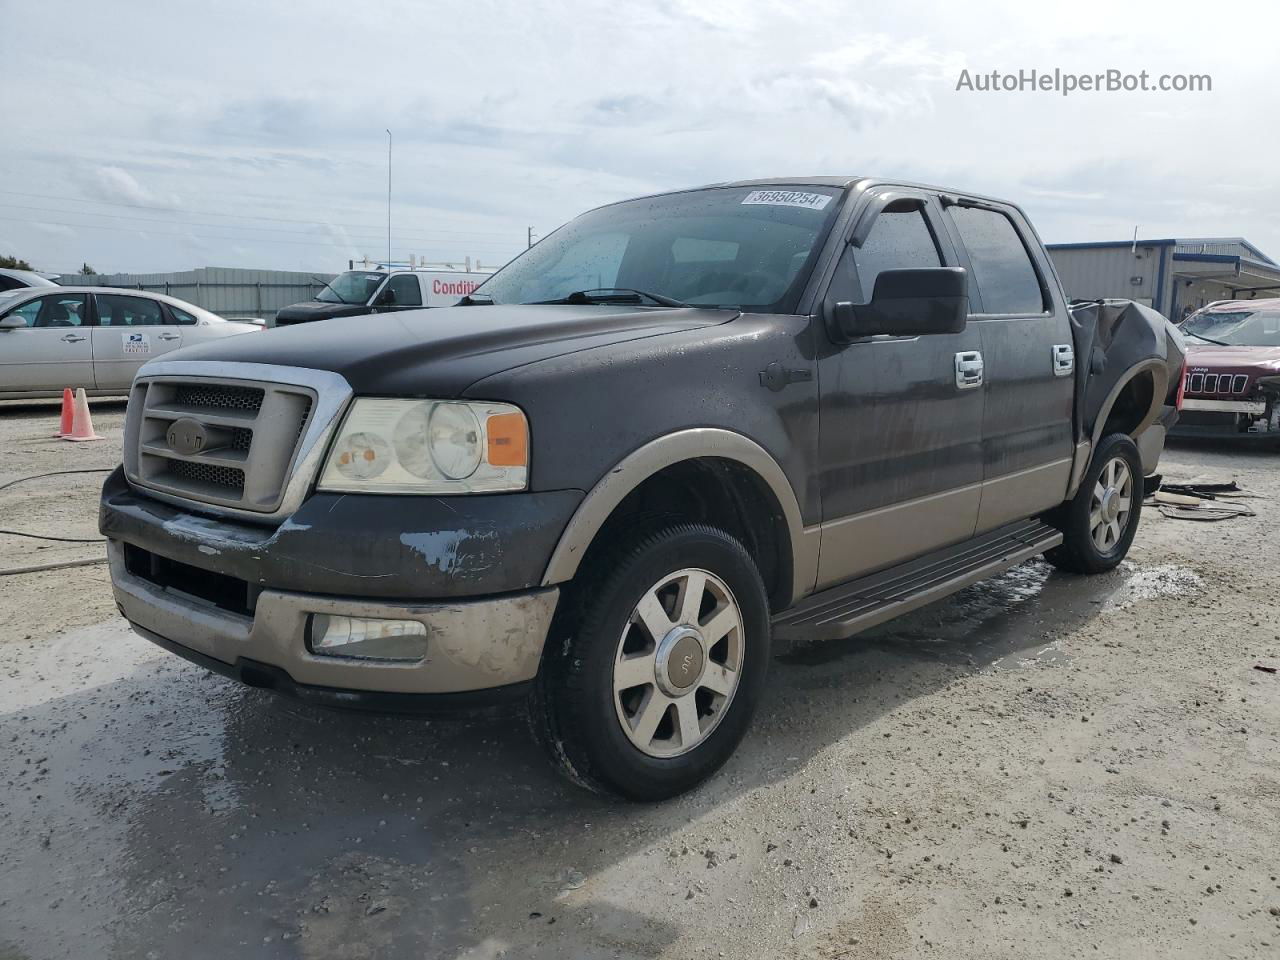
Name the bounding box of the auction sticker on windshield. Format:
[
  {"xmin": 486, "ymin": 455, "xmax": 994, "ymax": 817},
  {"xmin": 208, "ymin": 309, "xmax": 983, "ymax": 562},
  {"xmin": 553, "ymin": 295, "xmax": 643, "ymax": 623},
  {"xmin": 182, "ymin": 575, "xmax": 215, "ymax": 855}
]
[{"xmin": 741, "ymin": 190, "xmax": 832, "ymax": 210}]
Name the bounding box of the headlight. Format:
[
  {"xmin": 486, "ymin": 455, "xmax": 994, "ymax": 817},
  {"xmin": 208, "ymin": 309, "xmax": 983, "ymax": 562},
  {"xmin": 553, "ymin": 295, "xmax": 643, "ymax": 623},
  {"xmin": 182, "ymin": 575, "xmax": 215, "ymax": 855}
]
[{"xmin": 317, "ymin": 399, "xmax": 528, "ymax": 494}]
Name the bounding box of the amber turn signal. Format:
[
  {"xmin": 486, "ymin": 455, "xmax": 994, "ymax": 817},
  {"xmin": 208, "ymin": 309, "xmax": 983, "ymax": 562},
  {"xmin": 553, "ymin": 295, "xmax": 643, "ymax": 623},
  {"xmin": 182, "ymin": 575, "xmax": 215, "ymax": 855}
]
[{"xmin": 486, "ymin": 411, "xmax": 528, "ymax": 467}]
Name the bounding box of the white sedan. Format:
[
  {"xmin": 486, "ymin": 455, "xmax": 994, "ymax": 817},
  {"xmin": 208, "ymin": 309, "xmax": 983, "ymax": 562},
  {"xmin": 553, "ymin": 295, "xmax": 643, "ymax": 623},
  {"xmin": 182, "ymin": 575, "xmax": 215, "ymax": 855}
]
[{"xmin": 0, "ymin": 287, "xmax": 262, "ymax": 398}]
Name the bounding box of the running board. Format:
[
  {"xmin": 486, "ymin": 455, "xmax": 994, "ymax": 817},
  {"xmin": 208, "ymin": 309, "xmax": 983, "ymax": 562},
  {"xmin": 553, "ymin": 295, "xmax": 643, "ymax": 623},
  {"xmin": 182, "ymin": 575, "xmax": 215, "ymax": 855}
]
[{"xmin": 773, "ymin": 518, "xmax": 1063, "ymax": 643}]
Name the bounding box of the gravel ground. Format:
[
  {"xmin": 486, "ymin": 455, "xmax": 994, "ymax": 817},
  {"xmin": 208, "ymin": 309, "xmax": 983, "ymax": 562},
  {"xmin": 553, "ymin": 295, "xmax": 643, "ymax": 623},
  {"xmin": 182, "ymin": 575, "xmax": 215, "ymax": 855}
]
[{"xmin": 0, "ymin": 401, "xmax": 1277, "ymax": 960}]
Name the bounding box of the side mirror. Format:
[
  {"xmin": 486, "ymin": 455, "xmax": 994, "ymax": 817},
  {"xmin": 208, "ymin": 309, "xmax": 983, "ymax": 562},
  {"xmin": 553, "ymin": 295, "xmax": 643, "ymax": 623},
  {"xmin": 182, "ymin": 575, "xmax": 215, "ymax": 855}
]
[
  {"xmin": 0, "ymin": 315, "xmax": 25, "ymax": 331},
  {"xmin": 829, "ymin": 267, "xmax": 968, "ymax": 340},
  {"xmin": 375, "ymin": 288, "xmax": 396, "ymax": 306}
]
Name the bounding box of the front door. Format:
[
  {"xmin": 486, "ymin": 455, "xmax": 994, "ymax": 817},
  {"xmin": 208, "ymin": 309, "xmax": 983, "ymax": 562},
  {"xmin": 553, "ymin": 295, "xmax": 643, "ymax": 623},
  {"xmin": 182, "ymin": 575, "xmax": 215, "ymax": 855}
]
[
  {"xmin": 815, "ymin": 193, "xmax": 985, "ymax": 589},
  {"xmin": 940, "ymin": 202, "xmax": 1075, "ymax": 531},
  {"xmin": 90, "ymin": 293, "xmax": 187, "ymax": 390},
  {"xmin": 0, "ymin": 293, "xmax": 94, "ymax": 393}
]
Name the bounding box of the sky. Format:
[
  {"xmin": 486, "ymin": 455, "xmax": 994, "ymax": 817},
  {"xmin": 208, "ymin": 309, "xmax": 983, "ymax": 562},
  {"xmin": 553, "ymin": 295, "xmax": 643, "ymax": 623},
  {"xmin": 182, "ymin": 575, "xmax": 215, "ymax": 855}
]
[{"xmin": 2, "ymin": 0, "xmax": 1278, "ymax": 276}]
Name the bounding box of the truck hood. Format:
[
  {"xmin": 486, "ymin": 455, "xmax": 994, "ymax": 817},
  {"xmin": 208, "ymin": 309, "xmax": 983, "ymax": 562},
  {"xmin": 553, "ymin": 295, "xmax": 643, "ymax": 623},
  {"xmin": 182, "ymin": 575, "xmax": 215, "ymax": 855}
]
[
  {"xmin": 1185, "ymin": 341, "xmax": 1280, "ymax": 372},
  {"xmin": 273, "ymin": 300, "xmax": 372, "ymax": 325},
  {"xmin": 166, "ymin": 303, "xmax": 735, "ymax": 396}
]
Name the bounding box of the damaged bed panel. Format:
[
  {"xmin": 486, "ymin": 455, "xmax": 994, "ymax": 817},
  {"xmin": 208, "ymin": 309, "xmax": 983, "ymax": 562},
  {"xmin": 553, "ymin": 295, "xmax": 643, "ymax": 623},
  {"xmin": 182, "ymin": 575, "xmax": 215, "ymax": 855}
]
[
  {"xmin": 1067, "ymin": 299, "xmax": 1185, "ymax": 446},
  {"xmin": 99, "ymin": 467, "xmax": 584, "ymax": 599}
]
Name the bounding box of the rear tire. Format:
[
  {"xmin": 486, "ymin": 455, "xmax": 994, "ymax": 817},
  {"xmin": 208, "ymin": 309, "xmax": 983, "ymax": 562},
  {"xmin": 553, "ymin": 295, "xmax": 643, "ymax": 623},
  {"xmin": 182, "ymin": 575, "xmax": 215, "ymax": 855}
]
[
  {"xmin": 1045, "ymin": 433, "xmax": 1143, "ymax": 575},
  {"xmin": 531, "ymin": 523, "xmax": 771, "ymax": 801}
]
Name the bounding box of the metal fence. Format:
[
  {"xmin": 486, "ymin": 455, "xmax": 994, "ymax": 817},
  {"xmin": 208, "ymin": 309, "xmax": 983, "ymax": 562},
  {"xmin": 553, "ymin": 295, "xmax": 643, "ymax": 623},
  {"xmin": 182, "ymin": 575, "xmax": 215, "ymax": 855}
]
[{"xmin": 58, "ymin": 266, "xmax": 336, "ymax": 320}]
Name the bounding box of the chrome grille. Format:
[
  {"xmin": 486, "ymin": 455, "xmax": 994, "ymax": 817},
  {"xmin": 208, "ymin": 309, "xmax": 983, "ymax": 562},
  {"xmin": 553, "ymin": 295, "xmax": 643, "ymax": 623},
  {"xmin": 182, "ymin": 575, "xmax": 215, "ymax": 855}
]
[
  {"xmin": 124, "ymin": 375, "xmax": 317, "ymax": 513},
  {"xmin": 1184, "ymin": 372, "xmax": 1252, "ymax": 396}
]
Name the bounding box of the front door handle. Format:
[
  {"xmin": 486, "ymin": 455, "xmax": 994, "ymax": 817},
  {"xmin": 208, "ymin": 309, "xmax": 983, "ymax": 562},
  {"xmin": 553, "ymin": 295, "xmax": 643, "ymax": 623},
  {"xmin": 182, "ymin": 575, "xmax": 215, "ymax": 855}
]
[
  {"xmin": 60, "ymin": 333, "xmax": 87, "ymax": 343},
  {"xmin": 954, "ymin": 351, "xmax": 984, "ymax": 390},
  {"xmin": 158, "ymin": 333, "xmax": 181, "ymax": 341}
]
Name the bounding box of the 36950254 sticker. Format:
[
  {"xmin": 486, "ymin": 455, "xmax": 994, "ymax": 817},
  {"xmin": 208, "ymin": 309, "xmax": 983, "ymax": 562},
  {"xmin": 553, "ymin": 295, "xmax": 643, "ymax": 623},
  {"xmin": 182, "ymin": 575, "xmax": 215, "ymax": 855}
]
[{"xmin": 740, "ymin": 190, "xmax": 833, "ymax": 210}]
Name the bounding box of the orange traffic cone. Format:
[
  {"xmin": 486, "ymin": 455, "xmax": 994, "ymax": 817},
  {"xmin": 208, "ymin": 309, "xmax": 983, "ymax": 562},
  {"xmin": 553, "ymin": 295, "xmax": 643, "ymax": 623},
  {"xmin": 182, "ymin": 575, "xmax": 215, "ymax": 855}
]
[
  {"xmin": 63, "ymin": 388, "xmax": 103, "ymax": 442},
  {"xmin": 54, "ymin": 387, "xmax": 74, "ymax": 437}
]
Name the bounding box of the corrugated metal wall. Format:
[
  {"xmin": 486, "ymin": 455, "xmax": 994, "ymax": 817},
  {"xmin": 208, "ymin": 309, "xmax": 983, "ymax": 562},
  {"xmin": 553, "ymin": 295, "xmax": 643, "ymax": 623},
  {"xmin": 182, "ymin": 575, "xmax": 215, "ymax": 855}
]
[
  {"xmin": 1047, "ymin": 244, "xmax": 1171, "ymax": 312},
  {"xmin": 61, "ymin": 266, "xmax": 336, "ymax": 319}
]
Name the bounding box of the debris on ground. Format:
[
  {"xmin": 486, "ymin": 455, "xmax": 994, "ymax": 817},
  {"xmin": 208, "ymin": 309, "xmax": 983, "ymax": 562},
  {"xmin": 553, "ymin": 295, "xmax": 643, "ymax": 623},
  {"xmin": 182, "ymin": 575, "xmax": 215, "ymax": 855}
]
[{"xmin": 1149, "ymin": 476, "xmax": 1258, "ymax": 521}]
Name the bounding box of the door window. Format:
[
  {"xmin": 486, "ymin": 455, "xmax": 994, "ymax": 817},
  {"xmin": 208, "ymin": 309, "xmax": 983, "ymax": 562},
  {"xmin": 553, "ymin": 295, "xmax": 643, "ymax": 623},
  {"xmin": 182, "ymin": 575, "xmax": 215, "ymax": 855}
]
[
  {"xmin": 96, "ymin": 294, "xmax": 166, "ymax": 326},
  {"xmin": 948, "ymin": 206, "xmax": 1045, "ymax": 315},
  {"xmin": 3, "ymin": 294, "xmax": 88, "ymax": 327},
  {"xmin": 167, "ymin": 305, "xmax": 199, "ymax": 325},
  {"xmin": 850, "ymin": 208, "xmax": 942, "ymax": 303},
  {"xmin": 387, "ymin": 274, "xmax": 423, "ymax": 307}
]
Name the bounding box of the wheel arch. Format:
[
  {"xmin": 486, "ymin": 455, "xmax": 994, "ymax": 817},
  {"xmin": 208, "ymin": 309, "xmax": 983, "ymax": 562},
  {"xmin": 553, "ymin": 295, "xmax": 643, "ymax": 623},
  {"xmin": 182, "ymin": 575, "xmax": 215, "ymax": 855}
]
[
  {"xmin": 540, "ymin": 428, "xmax": 815, "ymax": 608},
  {"xmin": 1091, "ymin": 359, "xmax": 1168, "ymax": 452}
]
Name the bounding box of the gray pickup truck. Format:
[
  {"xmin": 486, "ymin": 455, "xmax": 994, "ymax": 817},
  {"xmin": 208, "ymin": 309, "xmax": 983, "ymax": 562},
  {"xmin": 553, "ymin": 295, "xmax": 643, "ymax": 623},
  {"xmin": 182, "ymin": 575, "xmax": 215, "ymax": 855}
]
[{"xmin": 100, "ymin": 178, "xmax": 1185, "ymax": 800}]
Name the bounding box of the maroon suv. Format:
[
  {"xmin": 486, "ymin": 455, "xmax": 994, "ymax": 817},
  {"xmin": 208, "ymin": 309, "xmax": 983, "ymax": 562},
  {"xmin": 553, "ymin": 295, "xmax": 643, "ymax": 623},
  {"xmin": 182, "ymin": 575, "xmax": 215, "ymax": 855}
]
[{"xmin": 1176, "ymin": 299, "xmax": 1280, "ymax": 435}]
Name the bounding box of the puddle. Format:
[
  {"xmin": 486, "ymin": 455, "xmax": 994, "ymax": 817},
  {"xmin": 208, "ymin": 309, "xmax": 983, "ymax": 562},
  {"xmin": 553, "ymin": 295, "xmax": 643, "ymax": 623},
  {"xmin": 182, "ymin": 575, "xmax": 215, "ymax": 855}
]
[{"xmin": 1102, "ymin": 563, "xmax": 1203, "ymax": 609}]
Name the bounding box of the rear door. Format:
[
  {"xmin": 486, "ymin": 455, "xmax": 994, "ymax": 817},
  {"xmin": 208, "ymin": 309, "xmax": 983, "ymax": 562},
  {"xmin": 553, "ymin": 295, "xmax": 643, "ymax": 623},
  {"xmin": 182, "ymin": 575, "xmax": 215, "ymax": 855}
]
[
  {"xmin": 940, "ymin": 200, "xmax": 1075, "ymax": 532},
  {"xmin": 91, "ymin": 293, "xmax": 187, "ymax": 390},
  {"xmin": 0, "ymin": 293, "xmax": 93, "ymax": 392}
]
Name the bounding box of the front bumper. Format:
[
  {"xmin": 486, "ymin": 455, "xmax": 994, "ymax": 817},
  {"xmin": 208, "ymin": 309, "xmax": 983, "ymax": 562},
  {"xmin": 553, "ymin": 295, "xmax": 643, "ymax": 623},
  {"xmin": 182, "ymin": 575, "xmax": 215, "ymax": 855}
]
[
  {"xmin": 100, "ymin": 467, "xmax": 574, "ymax": 702},
  {"xmin": 1181, "ymin": 398, "xmax": 1266, "ymax": 415},
  {"xmin": 108, "ymin": 539, "xmax": 559, "ymax": 700}
]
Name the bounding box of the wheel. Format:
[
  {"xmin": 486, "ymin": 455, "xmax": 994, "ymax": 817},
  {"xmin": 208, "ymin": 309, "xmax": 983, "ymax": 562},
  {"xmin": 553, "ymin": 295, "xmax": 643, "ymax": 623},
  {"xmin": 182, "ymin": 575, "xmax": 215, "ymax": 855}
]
[
  {"xmin": 1045, "ymin": 433, "xmax": 1143, "ymax": 575},
  {"xmin": 532, "ymin": 523, "xmax": 771, "ymax": 801}
]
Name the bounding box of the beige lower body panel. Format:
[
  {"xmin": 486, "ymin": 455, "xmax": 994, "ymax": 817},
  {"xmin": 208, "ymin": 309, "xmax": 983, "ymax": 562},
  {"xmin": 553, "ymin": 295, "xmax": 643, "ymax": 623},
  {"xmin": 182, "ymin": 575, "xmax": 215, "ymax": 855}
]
[
  {"xmin": 816, "ymin": 483, "xmax": 982, "ymax": 590},
  {"xmin": 107, "ymin": 541, "xmax": 558, "ymax": 694},
  {"xmin": 975, "ymin": 457, "xmax": 1073, "ymax": 533},
  {"xmin": 817, "ymin": 457, "xmax": 1074, "ymax": 590}
]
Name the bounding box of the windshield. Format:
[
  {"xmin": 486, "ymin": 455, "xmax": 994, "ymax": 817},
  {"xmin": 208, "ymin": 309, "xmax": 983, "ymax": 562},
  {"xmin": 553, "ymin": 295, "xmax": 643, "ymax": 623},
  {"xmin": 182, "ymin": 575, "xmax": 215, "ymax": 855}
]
[
  {"xmin": 317, "ymin": 271, "xmax": 386, "ymax": 305},
  {"xmin": 1182, "ymin": 307, "xmax": 1280, "ymax": 346},
  {"xmin": 477, "ymin": 186, "xmax": 845, "ymax": 312}
]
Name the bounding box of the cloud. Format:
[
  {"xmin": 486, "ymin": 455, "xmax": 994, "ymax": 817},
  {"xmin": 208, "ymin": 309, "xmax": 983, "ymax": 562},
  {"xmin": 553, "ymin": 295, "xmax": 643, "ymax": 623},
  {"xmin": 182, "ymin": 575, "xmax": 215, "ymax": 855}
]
[
  {"xmin": 3, "ymin": 0, "xmax": 1280, "ymax": 272},
  {"xmin": 84, "ymin": 166, "xmax": 182, "ymax": 210}
]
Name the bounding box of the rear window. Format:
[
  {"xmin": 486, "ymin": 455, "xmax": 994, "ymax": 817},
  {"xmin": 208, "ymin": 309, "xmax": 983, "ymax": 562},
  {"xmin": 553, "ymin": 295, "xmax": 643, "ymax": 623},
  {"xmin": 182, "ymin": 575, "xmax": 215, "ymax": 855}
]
[{"xmin": 949, "ymin": 206, "xmax": 1045, "ymax": 315}]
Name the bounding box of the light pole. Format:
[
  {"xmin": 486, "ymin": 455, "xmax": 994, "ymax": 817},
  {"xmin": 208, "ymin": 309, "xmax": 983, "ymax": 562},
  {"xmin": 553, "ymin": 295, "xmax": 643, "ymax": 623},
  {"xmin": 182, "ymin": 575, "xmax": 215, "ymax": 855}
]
[{"xmin": 386, "ymin": 129, "xmax": 393, "ymax": 270}]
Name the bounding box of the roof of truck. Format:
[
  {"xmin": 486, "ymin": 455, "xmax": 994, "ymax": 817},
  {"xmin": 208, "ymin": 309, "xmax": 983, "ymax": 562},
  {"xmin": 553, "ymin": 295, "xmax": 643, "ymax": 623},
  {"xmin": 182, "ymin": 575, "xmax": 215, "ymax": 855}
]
[{"xmin": 602, "ymin": 176, "xmax": 1017, "ymax": 210}]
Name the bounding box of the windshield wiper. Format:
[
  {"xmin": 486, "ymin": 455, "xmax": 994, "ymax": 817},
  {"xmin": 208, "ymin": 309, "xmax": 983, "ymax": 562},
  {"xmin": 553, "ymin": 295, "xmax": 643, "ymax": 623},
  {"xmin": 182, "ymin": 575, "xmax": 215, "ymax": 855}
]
[
  {"xmin": 1186, "ymin": 331, "xmax": 1230, "ymax": 346},
  {"xmin": 528, "ymin": 288, "xmax": 690, "ymax": 308},
  {"xmin": 458, "ymin": 293, "xmax": 495, "ymax": 306}
]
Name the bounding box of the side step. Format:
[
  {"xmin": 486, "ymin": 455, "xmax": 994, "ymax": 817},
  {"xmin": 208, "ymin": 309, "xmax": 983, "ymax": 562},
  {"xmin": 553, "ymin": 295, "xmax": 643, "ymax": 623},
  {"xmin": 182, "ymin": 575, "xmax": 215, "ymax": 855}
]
[{"xmin": 772, "ymin": 518, "xmax": 1063, "ymax": 644}]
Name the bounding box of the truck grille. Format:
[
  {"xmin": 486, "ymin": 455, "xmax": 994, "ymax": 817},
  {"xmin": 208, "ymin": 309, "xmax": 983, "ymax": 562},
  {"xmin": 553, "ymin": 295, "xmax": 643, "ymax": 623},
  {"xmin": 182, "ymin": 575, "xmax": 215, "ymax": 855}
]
[
  {"xmin": 124, "ymin": 375, "xmax": 317, "ymax": 514},
  {"xmin": 171, "ymin": 383, "xmax": 265, "ymax": 413},
  {"xmin": 1185, "ymin": 372, "xmax": 1249, "ymax": 396}
]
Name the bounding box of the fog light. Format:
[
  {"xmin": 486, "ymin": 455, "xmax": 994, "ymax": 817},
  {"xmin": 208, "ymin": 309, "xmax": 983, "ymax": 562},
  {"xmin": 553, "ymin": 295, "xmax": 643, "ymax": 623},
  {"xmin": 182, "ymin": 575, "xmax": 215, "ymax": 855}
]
[{"xmin": 308, "ymin": 614, "xmax": 429, "ymax": 661}]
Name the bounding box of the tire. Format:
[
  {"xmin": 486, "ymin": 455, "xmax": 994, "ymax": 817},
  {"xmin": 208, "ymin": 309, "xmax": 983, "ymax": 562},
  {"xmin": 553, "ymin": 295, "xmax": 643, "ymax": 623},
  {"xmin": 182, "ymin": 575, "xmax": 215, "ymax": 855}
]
[
  {"xmin": 531, "ymin": 523, "xmax": 771, "ymax": 801},
  {"xmin": 1045, "ymin": 433, "xmax": 1144, "ymax": 575}
]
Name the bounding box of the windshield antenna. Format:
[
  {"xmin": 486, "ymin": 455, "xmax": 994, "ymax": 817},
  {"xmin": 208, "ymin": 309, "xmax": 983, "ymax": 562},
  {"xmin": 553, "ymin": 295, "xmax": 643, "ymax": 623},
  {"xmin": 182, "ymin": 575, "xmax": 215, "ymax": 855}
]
[{"xmin": 386, "ymin": 129, "xmax": 393, "ymax": 273}]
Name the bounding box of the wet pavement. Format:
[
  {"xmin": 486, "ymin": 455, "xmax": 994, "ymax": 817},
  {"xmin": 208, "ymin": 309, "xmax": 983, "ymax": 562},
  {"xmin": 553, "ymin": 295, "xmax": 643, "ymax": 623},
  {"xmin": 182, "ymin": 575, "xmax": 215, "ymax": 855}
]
[{"xmin": 0, "ymin": 556, "xmax": 1146, "ymax": 960}]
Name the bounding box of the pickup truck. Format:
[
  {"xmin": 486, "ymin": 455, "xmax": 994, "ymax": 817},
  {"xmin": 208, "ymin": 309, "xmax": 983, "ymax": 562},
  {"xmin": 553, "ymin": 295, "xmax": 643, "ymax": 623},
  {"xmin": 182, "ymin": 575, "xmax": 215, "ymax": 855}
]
[{"xmin": 100, "ymin": 178, "xmax": 1185, "ymax": 800}]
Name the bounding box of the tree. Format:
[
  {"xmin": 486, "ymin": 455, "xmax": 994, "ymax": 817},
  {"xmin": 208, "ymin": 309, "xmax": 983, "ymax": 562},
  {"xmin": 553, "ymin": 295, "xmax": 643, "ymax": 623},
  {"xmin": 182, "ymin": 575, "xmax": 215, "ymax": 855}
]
[
  {"xmin": 0, "ymin": 255, "xmax": 32, "ymax": 270},
  {"xmin": 79, "ymin": 263, "xmax": 97, "ymax": 275}
]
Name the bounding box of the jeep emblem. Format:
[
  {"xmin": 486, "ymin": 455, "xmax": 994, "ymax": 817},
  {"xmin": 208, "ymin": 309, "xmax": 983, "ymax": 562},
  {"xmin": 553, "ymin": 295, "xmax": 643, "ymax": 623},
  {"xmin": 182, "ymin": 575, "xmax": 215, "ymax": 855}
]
[{"xmin": 167, "ymin": 418, "xmax": 208, "ymax": 456}]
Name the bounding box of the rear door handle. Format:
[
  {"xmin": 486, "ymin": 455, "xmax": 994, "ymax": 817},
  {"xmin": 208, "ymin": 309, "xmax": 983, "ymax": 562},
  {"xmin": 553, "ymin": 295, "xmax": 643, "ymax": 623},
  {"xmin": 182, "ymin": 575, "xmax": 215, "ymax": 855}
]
[
  {"xmin": 60, "ymin": 334, "xmax": 86, "ymax": 343},
  {"xmin": 954, "ymin": 351, "xmax": 984, "ymax": 390},
  {"xmin": 1052, "ymin": 343, "xmax": 1074, "ymax": 376},
  {"xmin": 158, "ymin": 333, "xmax": 181, "ymax": 341}
]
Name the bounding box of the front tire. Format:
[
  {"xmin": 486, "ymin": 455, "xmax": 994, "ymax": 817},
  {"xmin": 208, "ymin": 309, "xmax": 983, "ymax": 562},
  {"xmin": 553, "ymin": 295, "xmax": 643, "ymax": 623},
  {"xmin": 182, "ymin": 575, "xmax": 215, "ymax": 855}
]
[
  {"xmin": 532, "ymin": 523, "xmax": 771, "ymax": 801},
  {"xmin": 1045, "ymin": 433, "xmax": 1143, "ymax": 575}
]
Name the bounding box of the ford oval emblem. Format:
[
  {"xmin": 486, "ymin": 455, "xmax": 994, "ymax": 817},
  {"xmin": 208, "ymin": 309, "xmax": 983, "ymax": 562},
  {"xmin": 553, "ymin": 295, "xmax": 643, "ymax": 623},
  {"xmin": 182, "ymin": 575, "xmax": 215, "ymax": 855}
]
[{"xmin": 167, "ymin": 418, "xmax": 208, "ymax": 456}]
